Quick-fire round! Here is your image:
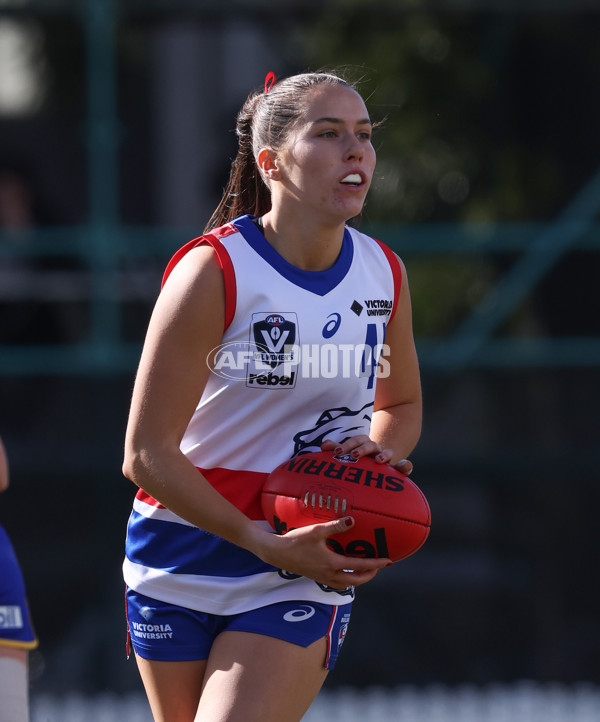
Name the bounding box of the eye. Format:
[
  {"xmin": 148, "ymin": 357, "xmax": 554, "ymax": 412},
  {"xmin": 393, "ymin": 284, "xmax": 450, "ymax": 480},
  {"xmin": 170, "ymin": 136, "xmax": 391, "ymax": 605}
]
[
  {"xmin": 319, "ymin": 130, "xmax": 337, "ymax": 138},
  {"xmin": 357, "ymin": 130, "xmax": 372, "ymax": 141}
]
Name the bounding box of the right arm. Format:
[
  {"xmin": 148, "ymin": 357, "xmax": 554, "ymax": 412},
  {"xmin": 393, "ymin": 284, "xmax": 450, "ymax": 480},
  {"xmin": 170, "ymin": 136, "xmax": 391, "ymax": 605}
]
[{"xmin": 123, "ymin": 245, "xmax": 389, "ymax": 588}]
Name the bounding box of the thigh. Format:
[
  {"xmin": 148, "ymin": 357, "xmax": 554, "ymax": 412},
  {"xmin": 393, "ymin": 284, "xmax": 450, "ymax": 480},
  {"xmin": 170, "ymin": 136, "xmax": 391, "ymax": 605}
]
[
  {"xmin": 196, "ymin": 631, "xmax": 329, "ymax": 722},
  {"xmin": 0, "ymin": 650, "xmax": 29, "ymax": 722},
  {"xmin": 127, "ymin": 589, "xmax": 216, "ymax": 721},
  {"xmin": 135, "ymin": 655, "xmax": 207, "ymax": 722}
]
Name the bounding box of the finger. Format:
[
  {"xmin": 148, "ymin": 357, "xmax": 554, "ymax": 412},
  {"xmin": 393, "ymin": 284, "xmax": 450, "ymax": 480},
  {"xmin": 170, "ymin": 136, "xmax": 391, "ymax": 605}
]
[
  {"xmin": 331, "ymin": 438, "xmax": 382, "ymax": 460},
  {"xmin": 374, "ymin": 447, "xmax": 394, "ymax": 464},
  {"xmin": 322, "ymin": 515, "xmax": 355, "ymax": 537},
  {"xmin": 395, "ymin": 458, "xmax": 414, "ymax": 475},
  {"xmin": 327, "ymin": 559, "xmax": 390, "ymax": 588},
  {"xmin": 322, "ymin": 518, "xmax": 392, "ymax": 574},
  {"xmin": 343, "ymin": 567, "xmax": 384, "ymax": 586}
]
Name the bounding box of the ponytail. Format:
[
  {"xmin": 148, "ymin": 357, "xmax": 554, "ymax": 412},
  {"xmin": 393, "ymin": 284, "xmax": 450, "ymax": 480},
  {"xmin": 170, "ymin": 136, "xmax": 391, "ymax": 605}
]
[{"xmin": 204, "ymin": 92, "xmax": 272, "ymax": 232}]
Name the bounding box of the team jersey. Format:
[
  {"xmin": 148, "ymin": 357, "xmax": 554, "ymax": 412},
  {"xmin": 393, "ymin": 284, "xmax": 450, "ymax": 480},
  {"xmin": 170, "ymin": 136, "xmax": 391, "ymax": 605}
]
[
  {"xmin": 123, "ymin": 214, "xmax": 401, "ymax": 615},
  {"xmin": 0, "ymin": 524, "xmax": 38, "ymax": 649}
]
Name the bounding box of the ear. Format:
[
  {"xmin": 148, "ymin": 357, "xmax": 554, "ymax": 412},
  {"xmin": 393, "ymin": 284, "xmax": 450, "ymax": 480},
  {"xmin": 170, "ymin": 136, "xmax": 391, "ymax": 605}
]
[{"xmin": 257, "ymin": 148, "xmax": 281, "ymax": 180}]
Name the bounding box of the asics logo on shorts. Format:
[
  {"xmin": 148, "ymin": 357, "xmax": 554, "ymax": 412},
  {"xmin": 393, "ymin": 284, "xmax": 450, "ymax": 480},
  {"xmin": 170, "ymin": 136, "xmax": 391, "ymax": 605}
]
[{"xmin": 283, "ymin": 605, "xmax": 316, "ymax": 622}]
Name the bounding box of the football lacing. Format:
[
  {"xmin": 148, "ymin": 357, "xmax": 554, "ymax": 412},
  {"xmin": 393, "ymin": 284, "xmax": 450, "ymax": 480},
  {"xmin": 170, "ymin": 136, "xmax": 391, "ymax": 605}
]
[{"xmin": 303, "ymin": 491, "xmax": 348, "ymax": 516}]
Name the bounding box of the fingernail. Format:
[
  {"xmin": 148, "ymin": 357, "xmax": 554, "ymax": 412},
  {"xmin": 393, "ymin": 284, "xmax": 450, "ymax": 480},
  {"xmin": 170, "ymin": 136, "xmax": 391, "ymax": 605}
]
[
  {"xmin": 344, "ymin": 517, "xmax": 353, "ymax": 527},
  {"xmin": 376, "ymin": 453, "xmax": 385, "ymax": 462},
  {"xmin": 350, "ymin": 449, "xmax": 359, "ymax": 458}
]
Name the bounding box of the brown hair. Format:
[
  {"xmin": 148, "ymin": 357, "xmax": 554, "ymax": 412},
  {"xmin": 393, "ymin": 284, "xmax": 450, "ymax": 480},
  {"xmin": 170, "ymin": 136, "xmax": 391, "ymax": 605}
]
[{"xmin": 204, "ymin": 71, "xmax": 357, "ymax": 232}]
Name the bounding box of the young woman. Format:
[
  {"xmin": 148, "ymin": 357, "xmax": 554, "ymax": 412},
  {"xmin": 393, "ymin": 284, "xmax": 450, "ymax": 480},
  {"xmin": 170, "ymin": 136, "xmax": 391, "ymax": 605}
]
[
  {"xmin": 0, "ymin": 436, "xmax": 38, "ymax": 722},
  {"xmin": 122, "ymin": 70, "xmax": 422, "ymax": 722}
]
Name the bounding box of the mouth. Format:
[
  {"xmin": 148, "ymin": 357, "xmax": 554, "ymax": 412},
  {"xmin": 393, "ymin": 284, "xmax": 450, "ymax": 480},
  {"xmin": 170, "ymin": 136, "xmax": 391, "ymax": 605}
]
[{"xmin": 340, "ymin": 172, "xmax": 365, "ymax": 188}]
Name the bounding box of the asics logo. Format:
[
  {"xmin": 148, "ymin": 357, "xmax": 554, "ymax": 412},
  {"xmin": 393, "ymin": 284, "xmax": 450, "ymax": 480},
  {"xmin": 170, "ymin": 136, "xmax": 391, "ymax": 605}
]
[{"xmin": 283, "ymin": 605, "xmax": 316, "ymax": 622}]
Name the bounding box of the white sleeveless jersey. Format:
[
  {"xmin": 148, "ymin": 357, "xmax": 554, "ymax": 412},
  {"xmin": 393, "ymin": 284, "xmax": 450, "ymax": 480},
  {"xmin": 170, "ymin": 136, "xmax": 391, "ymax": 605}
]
[{"xmin": 123, "ymin": 214, "xmax": 401, "ymax": 614}]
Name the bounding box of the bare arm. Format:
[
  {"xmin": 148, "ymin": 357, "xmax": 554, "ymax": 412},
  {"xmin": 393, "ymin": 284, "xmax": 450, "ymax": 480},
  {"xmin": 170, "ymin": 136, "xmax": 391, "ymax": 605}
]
[
  {"xmin": 370, "ymin": 256, "xmax": 422, "ymax": 462},
  {"xmin": 123, "ymin": 245, "xmax": 390, "ymax": 587},
  {"xmin": 0, "ymin": 436, "xmax": 9, "ymax": 492},
  {"xmin": 322, "ymin": 255, "xmax": 422, "ymax": 466}
]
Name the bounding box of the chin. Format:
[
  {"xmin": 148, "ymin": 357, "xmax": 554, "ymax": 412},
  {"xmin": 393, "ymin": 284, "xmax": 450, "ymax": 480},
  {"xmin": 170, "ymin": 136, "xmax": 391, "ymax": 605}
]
[{"xmin": 331, "ymin": 200, "xmax": 366, "ymax": 220}]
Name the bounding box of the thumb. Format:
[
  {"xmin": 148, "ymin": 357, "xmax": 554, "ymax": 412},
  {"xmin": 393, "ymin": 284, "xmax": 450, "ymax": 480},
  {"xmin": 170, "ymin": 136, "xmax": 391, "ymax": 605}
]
[
  {"xmin": 325, "ymin": 516, "xmax": 355, "ymax": 537},
  {"xmin": 395, "ymin": 458, "xmax": 413, "ymax": 476}
]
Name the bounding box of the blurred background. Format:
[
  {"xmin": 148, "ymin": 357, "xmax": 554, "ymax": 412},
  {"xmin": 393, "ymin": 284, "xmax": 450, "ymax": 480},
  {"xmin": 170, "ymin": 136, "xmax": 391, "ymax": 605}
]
[{"xmin": 0, "ymin": 0, "xmax": 599, "ymax": 718}]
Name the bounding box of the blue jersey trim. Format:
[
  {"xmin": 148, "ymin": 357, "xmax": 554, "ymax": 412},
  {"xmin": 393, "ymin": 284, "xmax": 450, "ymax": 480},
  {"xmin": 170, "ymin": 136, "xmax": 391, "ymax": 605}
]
[
  {"xmin": 233, "ymin": 215, "xmax": 354, "ymax": 296},
  {"xmin": 126, "ymin": 511, "xmax": 275, "ymax": 578}
]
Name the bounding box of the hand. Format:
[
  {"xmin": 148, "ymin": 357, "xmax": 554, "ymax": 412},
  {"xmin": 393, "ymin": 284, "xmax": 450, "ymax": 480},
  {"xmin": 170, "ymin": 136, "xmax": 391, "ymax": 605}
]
[
  {"xmin": 321, "ymin": 436, "xmax": 414, "ymax": 475},
  {"xmin": 258, "ymin": 516, "xmax": 391, "ymax": 589}
]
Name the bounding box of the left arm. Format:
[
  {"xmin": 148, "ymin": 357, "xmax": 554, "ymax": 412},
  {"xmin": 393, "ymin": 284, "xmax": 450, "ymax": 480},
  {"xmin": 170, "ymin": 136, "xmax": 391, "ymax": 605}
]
[
  {"xmin": 370, "ymin": 255, "xmax": 422, "ymax": 463},
  {"xmin": 323, "ymin": 255, "xmax": 422, "ymax": 465}
]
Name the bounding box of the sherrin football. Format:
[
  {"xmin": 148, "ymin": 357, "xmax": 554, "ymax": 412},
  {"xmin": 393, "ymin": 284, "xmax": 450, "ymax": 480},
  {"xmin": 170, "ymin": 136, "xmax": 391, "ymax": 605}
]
[{"xmin": 261, "ymin": 450, "xmax": 431, "ymax": 563}]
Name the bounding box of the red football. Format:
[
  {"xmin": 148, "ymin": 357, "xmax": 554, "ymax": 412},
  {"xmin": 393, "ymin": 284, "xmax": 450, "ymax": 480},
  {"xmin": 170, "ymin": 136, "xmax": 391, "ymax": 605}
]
[{"xmin": 261, "ymin": 450, "xmax": 431, "ymax": 563}]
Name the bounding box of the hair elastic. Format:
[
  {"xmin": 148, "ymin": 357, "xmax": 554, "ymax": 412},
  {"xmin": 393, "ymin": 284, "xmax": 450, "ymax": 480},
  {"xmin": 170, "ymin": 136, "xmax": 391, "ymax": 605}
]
[{"xmin": 264, "ymin": 71, "xmax": 276, "ymax": 93}]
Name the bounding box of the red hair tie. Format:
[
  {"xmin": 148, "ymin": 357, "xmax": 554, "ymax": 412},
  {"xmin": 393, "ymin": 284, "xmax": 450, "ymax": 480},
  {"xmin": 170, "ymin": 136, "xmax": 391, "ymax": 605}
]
[{"xmin": 264, "ymin": 71, "xmax": 276, "ymax": 93}]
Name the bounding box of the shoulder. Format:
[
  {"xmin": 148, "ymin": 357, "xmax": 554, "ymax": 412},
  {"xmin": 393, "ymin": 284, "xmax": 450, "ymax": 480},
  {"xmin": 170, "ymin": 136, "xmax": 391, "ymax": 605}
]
[
  {"xmin": 160, "ymin": 243, "xmax": 224, "ymax": 307},
  {"xmin": 348, "ymin": 226, "xmax": 403, "ymax": 272},
  {"xmin": 162, "ymin": 223, "xmax": 238, "ymax": 289}
]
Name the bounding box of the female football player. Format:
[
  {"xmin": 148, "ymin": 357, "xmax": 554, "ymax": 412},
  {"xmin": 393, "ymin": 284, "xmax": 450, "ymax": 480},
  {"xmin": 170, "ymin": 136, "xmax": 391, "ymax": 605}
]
[{"xmin": 123, "ymin": 70, "xmax": 421, "ymax": 721}]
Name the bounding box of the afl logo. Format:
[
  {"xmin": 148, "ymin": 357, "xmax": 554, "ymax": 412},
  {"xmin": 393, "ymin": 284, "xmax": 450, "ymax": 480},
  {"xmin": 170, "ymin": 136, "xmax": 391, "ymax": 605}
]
[
  {"xmin": 266, "ymin": 314, "xmax": 285, "ymax": 326},
  {"xmin": 333, "ymin": 453, "xmax": 358, "ymax": 464}
]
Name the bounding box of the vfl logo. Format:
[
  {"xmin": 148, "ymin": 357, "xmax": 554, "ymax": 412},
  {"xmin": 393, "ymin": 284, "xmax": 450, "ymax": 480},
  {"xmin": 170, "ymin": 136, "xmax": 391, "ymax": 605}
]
[
  {"xmin": 139, "ymin": 606, "xmax": 154, "ymax": 622},
  {"xmin": 338, "ymin": 623, "xmax": 349, "ymax": 648},
  {"xmin": 247, "ymin": 312, "xmax": 299, "ymax": 389},
  {"xmin": 253, "ymin": 313, "xmax": 296, "ymax": 369}
]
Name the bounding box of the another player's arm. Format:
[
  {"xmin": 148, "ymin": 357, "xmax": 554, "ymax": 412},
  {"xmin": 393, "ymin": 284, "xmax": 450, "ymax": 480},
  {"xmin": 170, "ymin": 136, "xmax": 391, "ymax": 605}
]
[
  {"xmin": 122, "ymin": 245, "xmax": 389, "ymax": 586},
  {"xmin": 0, "ymin": 436, "xmax": 9, "ymax": 492}
]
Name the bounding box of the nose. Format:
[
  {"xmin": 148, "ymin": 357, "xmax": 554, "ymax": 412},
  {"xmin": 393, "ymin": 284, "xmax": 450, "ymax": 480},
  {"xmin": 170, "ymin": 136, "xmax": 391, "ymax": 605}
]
[{"xmin": 344, "ymin": 135, "xmax": 364, "ymax": 162}]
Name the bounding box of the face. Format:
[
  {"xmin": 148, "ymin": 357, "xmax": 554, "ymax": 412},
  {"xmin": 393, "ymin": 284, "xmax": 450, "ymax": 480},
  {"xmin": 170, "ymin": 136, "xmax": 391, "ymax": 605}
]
[{"xmin": 264, "ymin": 84, "xmax": 376, "ymax": 224}]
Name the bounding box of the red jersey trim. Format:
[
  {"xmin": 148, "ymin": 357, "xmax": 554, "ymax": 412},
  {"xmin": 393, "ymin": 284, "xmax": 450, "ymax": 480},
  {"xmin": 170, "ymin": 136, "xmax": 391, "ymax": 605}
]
[
  {"xmin": 197, "ymin": 466, "xmax": 268, "ymax": 521},
  {"xmin": 135, "ymin": 466, "xmax": 268, "ymax": 521},
  {"xmin": 161, "ymin": 224, "xmax": 237, "ymax": 331},
  {"xmin": 373, "ymin": 239, "xmax": 402, "ymax": 323},
  {"xmin": 135, "ymin": 489, "xmax": 164, "ymax": 507}
]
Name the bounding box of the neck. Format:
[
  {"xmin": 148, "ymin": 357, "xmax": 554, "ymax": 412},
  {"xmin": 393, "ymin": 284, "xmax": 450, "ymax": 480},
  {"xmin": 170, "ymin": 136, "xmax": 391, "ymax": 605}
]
[{"xmin": 261, "ymin": 209, "xmax": 347, "ymax": 271}]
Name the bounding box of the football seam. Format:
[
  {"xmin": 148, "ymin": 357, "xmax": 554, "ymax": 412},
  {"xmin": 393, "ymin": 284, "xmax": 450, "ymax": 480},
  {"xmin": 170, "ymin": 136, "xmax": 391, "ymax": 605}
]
[
  {"xmin": 262, "ymin": 491, "xmax": 430, "ymax": 527},
  {"xmin": 346, "ymin": 506, "xmax": 430, "ymax": 528}
]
